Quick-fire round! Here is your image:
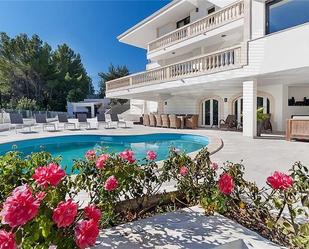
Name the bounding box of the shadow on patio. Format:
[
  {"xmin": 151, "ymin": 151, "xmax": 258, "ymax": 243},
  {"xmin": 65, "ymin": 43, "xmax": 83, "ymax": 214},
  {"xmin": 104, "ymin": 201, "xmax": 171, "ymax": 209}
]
[{"xmin": 95, "ymin": 207, "xmax": 282, "ymax": 249}]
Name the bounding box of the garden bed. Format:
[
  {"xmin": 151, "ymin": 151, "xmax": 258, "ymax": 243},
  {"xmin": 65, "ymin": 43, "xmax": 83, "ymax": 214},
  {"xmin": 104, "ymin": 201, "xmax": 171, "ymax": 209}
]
[{"xmin": 0, "ymin": 147, "xmax": 308, "ymax": 248}]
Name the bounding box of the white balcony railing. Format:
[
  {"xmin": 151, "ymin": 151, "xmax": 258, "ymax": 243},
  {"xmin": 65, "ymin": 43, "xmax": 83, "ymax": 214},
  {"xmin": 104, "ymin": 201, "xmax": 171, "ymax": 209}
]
[
  {"xmin": 148, "ymin": 0, "xmax": 244, "ymax": 52},
  {"xmin": 106, "ymin": 45, "xmax": 243, "ymax": 92}
]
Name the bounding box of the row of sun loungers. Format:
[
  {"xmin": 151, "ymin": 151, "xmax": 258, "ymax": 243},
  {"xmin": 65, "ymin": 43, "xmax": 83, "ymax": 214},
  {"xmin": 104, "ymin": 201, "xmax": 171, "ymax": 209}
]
[
  {"xmin": 143, "ymin": 114, "xmax": 199, "ymax": 129},
  {"xmin": 8, "ymin": 113, "xmax": 130, "ymax": 133}
]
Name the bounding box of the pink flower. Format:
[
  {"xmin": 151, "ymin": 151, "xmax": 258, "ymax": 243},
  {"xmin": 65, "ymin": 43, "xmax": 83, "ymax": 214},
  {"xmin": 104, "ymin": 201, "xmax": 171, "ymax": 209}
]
[
  {"xmin": 119, "ymin": 150, "xmax": 135, "ymax": 163},
  {"xmin": 0, "ymin": 185, "xmax": 40, "ymax": 228},
  {"xmin": 84, "ymin": 205, "xmax": 101, "ymax": 223},
  {"xmin": 147, "ymin": 150, "xmax": 157, "ymax": 161},
  {"xmin": 0, "ymin": 230, "xmax": 16, "ymax": 249},
  {"xmin": 75, "ymin": 219, "xmax": 99, "ymax": 249},
  {"xmin": 179, "ymin": 166, "xmax": 189, "ymax": 176},
  {"xmin": 85, "ymin": 150, "xmax": 96, "ymax": 160},
  {"xmin": 104, "ymin": 175, "xmax": 118, "ymax": 191},
  {"xmin": 96, "ymin": 154, "xmax": 109, "ymax": 169},
  {"xmin": 32, "ymin": 163, "xmax": 65, "ymax": 188},
  {"xmin": 267, "ymin": 171, "xmax": 294, "ymax": 190},
  {"xmin": 218, "ymin": 173, "xmax": 234, "ymax": 195},
  {"xmin": 47, "ymin": 163, "xmax": 66, "ymax": 186},
  {"xmin": 211, "ymin": 162, "xmax": 219, "ymax": 170},
  {"xmin": 32, "ymin": 166, "xmax": 49, "ymax": 187},
  {"xmin": 52, "ymin": 199, "xmax": 78, "ymax": 228},
  {"xmin": 35, "ymin": 191, "xmax": 46, "ymax": 201}
]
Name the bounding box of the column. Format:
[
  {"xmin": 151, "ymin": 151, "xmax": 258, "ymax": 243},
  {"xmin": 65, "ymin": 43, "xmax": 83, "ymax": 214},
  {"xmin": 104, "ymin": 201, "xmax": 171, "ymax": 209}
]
[
  {"xmin": 91, "ymin": 104, "xmax": 95, "ymax": 118},
  {"xmin": 243, "ymin": 80, "xmax": 257, "ymax": 137}
]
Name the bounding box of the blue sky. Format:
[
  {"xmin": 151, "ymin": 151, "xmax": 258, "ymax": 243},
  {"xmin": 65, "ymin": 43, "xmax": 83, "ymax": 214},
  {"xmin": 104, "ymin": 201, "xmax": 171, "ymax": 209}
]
[{"xmin": 0, "ymin": 0, "xmax": 169, "ymax": 91}]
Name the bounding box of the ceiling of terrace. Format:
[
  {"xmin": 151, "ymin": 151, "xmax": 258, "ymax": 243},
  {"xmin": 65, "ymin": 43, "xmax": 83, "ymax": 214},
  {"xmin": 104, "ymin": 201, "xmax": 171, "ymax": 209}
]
[{"xmin": 118, "ymin": 0, "xmax": 197, "ymax": 49}]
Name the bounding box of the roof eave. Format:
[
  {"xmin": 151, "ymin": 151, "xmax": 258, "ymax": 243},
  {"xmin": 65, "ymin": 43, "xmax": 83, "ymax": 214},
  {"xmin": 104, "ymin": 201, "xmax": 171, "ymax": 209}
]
[{"xmin": 117, "ymin": 0, "xmax": 183, "ymax": 41}]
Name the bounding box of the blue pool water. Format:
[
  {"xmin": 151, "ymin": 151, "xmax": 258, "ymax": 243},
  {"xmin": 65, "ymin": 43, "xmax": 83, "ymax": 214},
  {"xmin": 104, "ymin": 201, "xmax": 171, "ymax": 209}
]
[{"xmin": 0, "ymin": 134, "xmax": 209, "ymax": 173}]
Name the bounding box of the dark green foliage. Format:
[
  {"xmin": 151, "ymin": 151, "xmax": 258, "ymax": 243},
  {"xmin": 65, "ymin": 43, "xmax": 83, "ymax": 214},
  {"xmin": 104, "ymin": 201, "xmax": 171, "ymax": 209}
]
[
  {"xmin": 98, "ymin": 64, "xmax": 129, "ymax": 105},
  {"xmin": 0, "ymin": 33, "xmax": 93, "ymax": 111}
]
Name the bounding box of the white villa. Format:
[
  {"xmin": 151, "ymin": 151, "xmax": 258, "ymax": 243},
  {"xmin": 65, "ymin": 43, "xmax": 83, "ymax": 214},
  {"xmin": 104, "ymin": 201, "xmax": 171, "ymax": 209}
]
[{"xmin": 106, "ymin": 0, "xmax": 309, "ymax": 137}]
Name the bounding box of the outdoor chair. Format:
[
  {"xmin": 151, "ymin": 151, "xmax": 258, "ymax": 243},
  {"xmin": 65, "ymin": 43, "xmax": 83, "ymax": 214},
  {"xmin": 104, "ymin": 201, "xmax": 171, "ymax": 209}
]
[
  {"xmin": 58, "ymin": 114, "xmax": 76, "ymax": 130},
  {"xmin": 149, "ymin": 114, "xmax": 156, "ymax": 127},
  {"xmin": 35, "ymin": 114, "xmax": 56, "ymax": 131},
  {"xmin": 154, "ymin": 114, "xmax": 162, "ymax": 127},
  {"xmin": 77, "ymin": 113, "xmax": 91, "ymax": 129},
  {"xmin": 219, "ymin": 115, "xmax": 237, "ymax": 130},
  {"xmin": 161, "ymin": 114, "xmax": 170, "ymax": 128},
  {"xmin": 143, "ymin": 114, "xmax": 150, "ymax": 126},
  {"xmin": 96, "ymin": 113, "xmax": 109, "ymax": 129},
  {"xmin": 9, "ymin": 113, "xmax": 32, "ymax": 133},
  {"xmin": 185, "ymin": 114, "xmax": 199, "ymax": 129},
  {"xmin": 169, "ymin": 115, "xmax": 181, "ymax": 129},
  {"xmin": 110, "ymin": 113, "xmax": 127, "ymax": 128}
]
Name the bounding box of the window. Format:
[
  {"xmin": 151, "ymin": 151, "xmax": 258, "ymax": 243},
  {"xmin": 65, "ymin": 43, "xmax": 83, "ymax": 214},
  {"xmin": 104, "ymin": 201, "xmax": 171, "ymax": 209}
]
[
  {"xmin": 176, "ymin": 16, "xmax": 190, "ymax": 29},
  {"xmin": 266, "ymin": 0, "xmax": 309, "ymax": 34},
  {"xmin": 208, "ymin": 6, "xmax": 215, "ymax": 15},
  {"xmin": 234, "ymin": 96, "xmax": 270, "ymax": 124}
]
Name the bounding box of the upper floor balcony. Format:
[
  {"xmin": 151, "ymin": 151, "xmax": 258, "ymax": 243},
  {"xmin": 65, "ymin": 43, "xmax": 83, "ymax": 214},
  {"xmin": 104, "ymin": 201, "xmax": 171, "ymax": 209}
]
[
  {"xmin": 147, "ymin": 0, "xmax": 245, "ymax": 54},
  {"xmin": 106, "ymin": 44, "xmax": 244, "ymax": 93}
]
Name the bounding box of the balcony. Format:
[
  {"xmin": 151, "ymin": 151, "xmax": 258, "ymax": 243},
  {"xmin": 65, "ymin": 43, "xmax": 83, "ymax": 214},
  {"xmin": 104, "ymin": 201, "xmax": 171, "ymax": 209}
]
[
  {"xmin": 106, "ymin": 45, "xmax": 243, "ymax": 92},
  {"xmin": 147, "ymin": 0, "xmax": 245, "ymax": 53}
]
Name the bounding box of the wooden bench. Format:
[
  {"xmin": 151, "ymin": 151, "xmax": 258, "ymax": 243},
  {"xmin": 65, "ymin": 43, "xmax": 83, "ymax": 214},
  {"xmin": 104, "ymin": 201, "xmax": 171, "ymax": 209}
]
[{"xmin": 286, "ymin": 119, "xmax": 309, "ymax": 141}]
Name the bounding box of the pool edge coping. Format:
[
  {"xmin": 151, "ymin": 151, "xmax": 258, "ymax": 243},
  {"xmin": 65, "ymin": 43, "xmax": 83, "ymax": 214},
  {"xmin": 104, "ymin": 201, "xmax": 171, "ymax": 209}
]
[{"xmin": 0, "ymin": 129, "xmax": 223, "ymax": 159}]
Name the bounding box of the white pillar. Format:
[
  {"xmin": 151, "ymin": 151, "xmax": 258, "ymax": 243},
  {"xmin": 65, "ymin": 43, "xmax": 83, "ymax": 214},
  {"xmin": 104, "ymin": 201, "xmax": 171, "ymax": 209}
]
[
  {"xmin": 91, "ymin": 104, "xmax": 95, "ymax": 118},
  {"xmin": 243, "ymin": 80, "xmax": 257, "ymax": 137}
]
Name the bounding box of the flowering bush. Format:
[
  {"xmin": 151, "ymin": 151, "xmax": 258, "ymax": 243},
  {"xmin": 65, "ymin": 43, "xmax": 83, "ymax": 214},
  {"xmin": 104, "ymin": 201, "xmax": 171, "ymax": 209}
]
[
  {"xmin": 162, "ymin": 149, "xmax": 309, "ymax": 249},
  {"xmin": 0, "ymin": 151, "xmax": 59, "ymax": 204},
  {"xmin": 0, "ymin": 147, "xmax": 308, "ymax": 249},
  {"xmin": 0, "ymin": 152, "xmax": 100, "ymax": 249},
  {"xmin": 72, "ymin": 149, "xmax": 162, "ymax": 224}
]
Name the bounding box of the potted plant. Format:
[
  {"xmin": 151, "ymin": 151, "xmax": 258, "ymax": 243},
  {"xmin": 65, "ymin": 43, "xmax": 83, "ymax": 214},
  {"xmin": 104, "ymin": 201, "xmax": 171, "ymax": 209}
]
[{"xmin": 257, "ymin": 107, "xmax": 268, "ymax": 136}]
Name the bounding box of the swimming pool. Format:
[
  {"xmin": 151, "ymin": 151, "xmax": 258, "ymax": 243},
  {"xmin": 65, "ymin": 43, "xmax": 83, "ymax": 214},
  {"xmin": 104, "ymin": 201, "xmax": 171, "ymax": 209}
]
[{"xmin": 0, "ymin": 133, "xmax": 209, "ymax": 173}]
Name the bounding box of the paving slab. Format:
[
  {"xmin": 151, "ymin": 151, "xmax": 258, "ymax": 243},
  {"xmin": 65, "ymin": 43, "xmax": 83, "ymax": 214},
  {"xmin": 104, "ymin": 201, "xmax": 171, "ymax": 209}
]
[{"xmin": 94, "ymin": 206, "xmax": 284, "ymax": 249}]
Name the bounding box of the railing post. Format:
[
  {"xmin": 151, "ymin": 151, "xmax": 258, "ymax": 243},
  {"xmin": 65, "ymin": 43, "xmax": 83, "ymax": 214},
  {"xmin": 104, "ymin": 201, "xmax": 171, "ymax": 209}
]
[
  {"xmin": 129, "ymin": 77, "xmax": 133, "ymax": 86},
  {"xmin": 166, "ymin": 67, "xmax": 170, "ymax": 80},
  {"xmin": 187, "ymin": 25, "xmax": 191, "ymax": 37}
]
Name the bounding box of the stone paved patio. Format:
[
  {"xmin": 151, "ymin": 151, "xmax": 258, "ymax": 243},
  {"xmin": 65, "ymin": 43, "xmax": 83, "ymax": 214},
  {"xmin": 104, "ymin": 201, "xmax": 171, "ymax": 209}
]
[{"xmin": 94, "ymin": 206, "xmax": 284, "ymax": 249}]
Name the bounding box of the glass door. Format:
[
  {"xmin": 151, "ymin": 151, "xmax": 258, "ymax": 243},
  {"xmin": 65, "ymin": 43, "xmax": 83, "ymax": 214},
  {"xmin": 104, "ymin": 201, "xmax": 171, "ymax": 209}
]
[{"xmin": 203, "ymin": 99, "xmax": 219, "ymax": 127}]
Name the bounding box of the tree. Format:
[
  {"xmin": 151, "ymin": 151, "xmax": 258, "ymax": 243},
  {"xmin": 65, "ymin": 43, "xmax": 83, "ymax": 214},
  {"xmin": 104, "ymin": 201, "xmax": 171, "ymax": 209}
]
[
  {"xmin": 98, "ymin": 64, "xmax": 129, "ymax": 105},
  {"xmin": 0, "ymin": 33, "xmax": 93, "ymax": 111},
  {"xmin": 48, "ymin": 44, "xmax": 93, "ymax": 110}
]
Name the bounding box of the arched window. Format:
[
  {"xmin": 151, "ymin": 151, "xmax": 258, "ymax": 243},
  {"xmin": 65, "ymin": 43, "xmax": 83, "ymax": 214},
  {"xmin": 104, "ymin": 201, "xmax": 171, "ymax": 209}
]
[{"xmin": 233, "ymin": 96, "xmax": 270, "ymax": 124}]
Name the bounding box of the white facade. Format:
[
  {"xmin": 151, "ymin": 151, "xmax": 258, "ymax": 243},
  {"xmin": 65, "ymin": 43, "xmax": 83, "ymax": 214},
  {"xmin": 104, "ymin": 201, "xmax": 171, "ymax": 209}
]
[
  {"xmin": 106, "ymin": 0, "xmax": 309, "ymax": 137},
  {"xmin": 67, "ymin": 99, "xmax": 110, "ymax": 118}
]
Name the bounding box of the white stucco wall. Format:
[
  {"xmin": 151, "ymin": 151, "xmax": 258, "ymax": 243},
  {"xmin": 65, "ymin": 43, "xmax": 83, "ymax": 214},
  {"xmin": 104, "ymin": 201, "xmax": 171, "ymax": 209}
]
[
  {"xmin": 286, "ymin": 86, "xmax": 309, "ymax": 123},
  {"xmin": 158, "ymin": 84, "xmax": 295, "ymax": 132},
  {"xmin": 130, "ymin": 99, "xmax": 158, "ymax": 114},
  {"xmin": 157, "ymin": 22, "xmax": 175, "ymax": 38},
  {"xmin": 190, "ymin": 1, "xmax": 216, "ymax": 23}
]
